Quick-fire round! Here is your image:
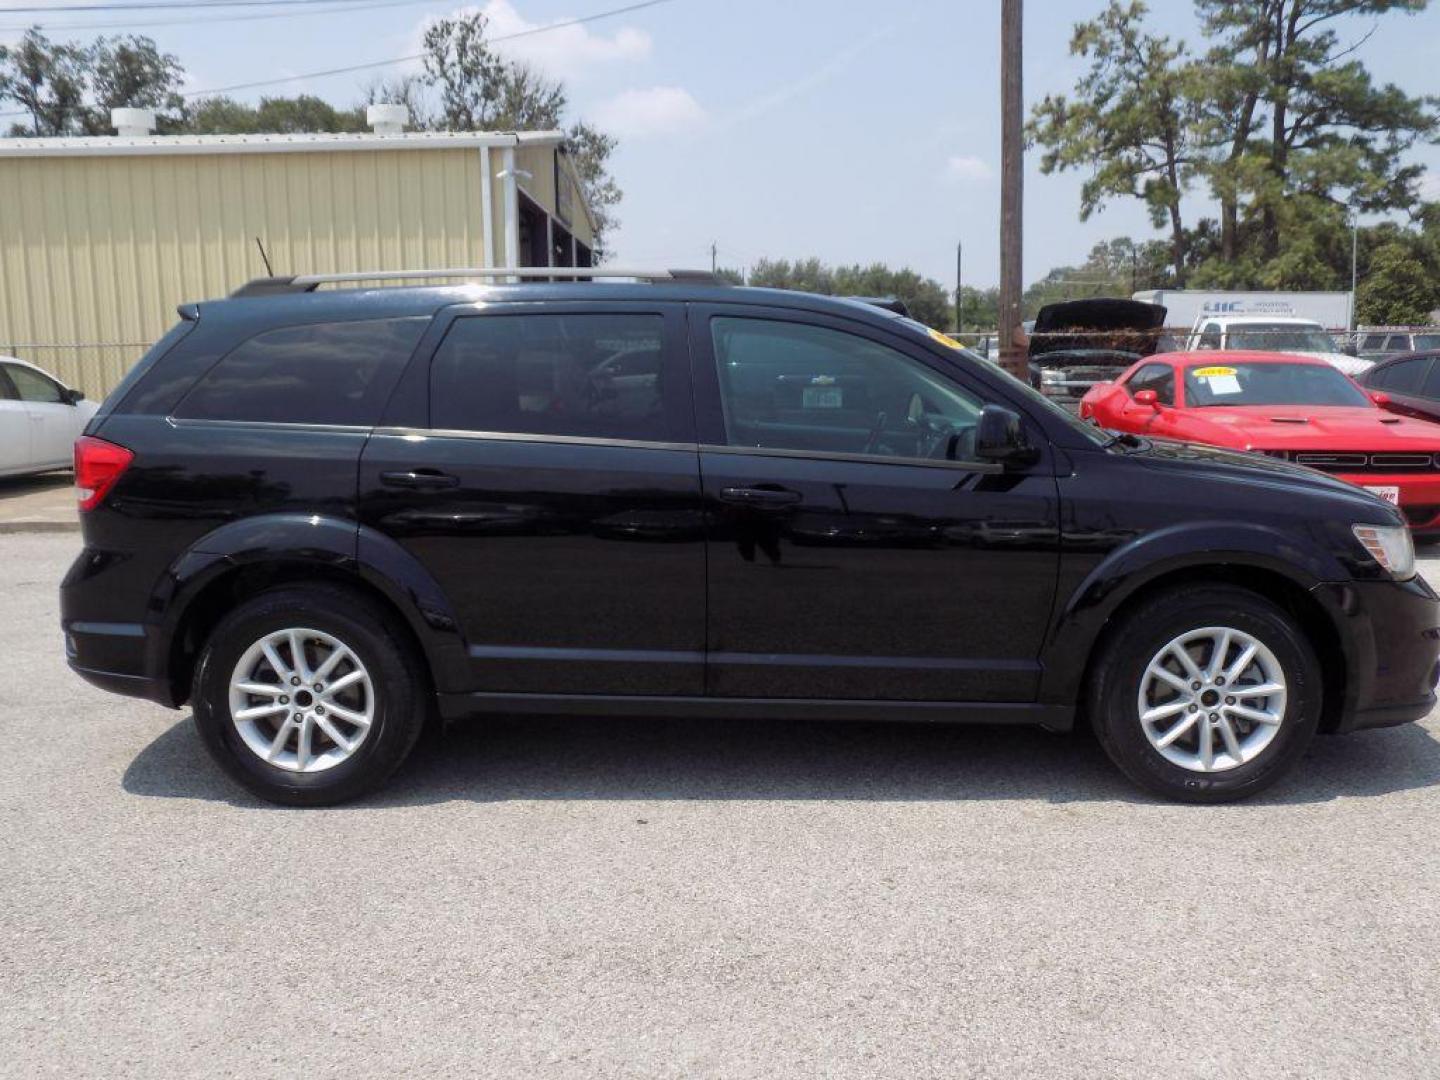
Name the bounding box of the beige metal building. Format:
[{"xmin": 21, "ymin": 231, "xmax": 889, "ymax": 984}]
[{"xmin": 0, "ymin": 109, "xmax": 597, "ymax": 396}]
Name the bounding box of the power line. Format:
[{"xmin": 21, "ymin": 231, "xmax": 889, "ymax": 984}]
[
  {"xmin": 0, "ymin": 0, "xmax": 677, "ymax": 119},
  {"xmin": 0, "ymin": 0, "xmax": 430, "ymax": 33},
  {"xmin": 2, "ymin": 0, "xmax": 420, "ymax": 12}
]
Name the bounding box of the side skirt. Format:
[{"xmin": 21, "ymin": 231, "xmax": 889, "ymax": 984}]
[{"xmin": 436, "ymin": 691, "xmax": 1074, "ymax": 732}]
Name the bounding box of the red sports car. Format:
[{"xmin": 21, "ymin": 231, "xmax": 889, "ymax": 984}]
[{"xmin": 1080, "ymin": 350, "xmax": 1440, "ymax": 532}]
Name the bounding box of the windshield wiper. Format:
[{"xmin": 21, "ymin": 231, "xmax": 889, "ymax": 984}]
[{"xmin": 1099, "ymin": 430, "xmax": 1149, "ymax": 450}]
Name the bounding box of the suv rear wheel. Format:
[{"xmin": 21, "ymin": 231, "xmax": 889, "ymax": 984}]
[
  {"xmin": 1088, "ymin": 586, "xmax": 1322, "ymax": 803},
  {"xmin": 191, "ymin": 585, "xmax": 426, "ymax": 806}
]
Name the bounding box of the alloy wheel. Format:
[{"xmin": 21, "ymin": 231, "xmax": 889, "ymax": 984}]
[
  {"xmin": 1136, "ymin": 626, "xmax": 1287, "ymax": 773},
  {"xmin": 227, "ymin": 627, "xmax": 375, "ymax": 773}
]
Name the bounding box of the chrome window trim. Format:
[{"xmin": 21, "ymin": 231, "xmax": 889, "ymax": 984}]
[
  {"xmin": 371, "ymin": 426, "xmax": 697, "ymax": 454},
  {"xmin": 698, "ymin": 443, "xmax": 1006, "ymax": 474}
]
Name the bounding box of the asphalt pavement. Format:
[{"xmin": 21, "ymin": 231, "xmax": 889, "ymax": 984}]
[{"xmin": 2, "ymin": 533, "xmax": 1439, "ymax": 1078}]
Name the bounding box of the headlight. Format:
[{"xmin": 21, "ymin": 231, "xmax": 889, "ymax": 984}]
[{"xmin": 1352, "ymin": 523, "xmax": 1415, "ymax": 580}]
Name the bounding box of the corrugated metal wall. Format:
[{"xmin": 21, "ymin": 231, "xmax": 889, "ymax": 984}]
[{"xmin": 0, "ymin": 146, "xmax": 488, "ymax": 395}]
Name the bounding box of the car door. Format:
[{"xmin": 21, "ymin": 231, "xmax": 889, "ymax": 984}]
[
  {"xmin": 1376, "ymin": 356, "xmax": 1436, "ymax": 420},
  {"xmin": 689, "ymin": 304, "xmax": 1059, "ymax": 702},
  {"xmin": 0, "ymin": 366, "xmax": 32, "ymax": 473},
  {"xmin": 2, "ymin": 362, "xmax": 72, "ymax": 467},
  {"xmin": 358, "ymin": 300, "xmax": 705, "ymax": 697}
]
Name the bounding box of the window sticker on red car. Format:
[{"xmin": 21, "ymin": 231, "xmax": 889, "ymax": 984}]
[{"xmin": 1194, "ymin": 366, "xmax": 1242, "ymax": 395}]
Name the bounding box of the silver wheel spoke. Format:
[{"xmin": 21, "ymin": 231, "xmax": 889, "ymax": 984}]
[
  {"xmin": 1228, "ymin": 702, "xmax": 1282, "ymax": 726},
  {"xmin": 1197, "ymin": 719, "xmax": 1215, "ymax": 770},
  {"xmin": 1168, "ymin": 644, "xmax": 1206, "ymax": 684},
  {"xmin": 261, "ymin": 642, "xmax": 290, "ymax": 682},
  {"xmin": 1233, "ymin": 682, "xmax": 1284, "ymax": 699},
  {"xmin": 314, "ymin": 714, "xmax": 354, "ymax": 752},
  {"xmin": 1217, "ymin": 716, "xmax": 1245, "ymax": 763},
  {"xmin": 1149, "ymin": 665, "xmax": 1190, "ymax": 693},
  {"xmin": 1205, "ymin": 630, "xmax": 1232, "ymax": 681},
  {"xmin": 325, "ymin": 702, "xmax": 372, "ymax": 729},
  {"xmin": 312, "ymin": 645, "xmax": 349, "ymax": 684},
  {"xmin": 1224, "ymin": 643, "xmax": 1257, "ymax": 685},
  {"xmin": 266, "ymin": 717, "xmax": 294, "ymax": 761},
  {"xmin": 1142, "ymin": 700, "xmax": 1191, "ymax": 724},
  {"xmin": 235, "ymin": 702, "xmax": 288, "ymax": 722},
  {"xmin": 323, "ymin": 669, "xmax": 365, "ymax": 696},
  {"xmin": 1155, "ymin": 711, "xmax": 1200, "ymax": 748},
  {"xmin": 228, "ymin": 627, "xmax": 374, "ymax": 774},
  {"xmin": 234, "ymin": 681, "xmax": 284, "ymax": 698}
]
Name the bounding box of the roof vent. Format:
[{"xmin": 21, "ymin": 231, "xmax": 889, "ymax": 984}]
[
  {"xmin": 366, "ymin": 103, "xmax": 409, "ymax": 136},
  {"xmin": 111, "ymin": 107, "xmax": 156, "ymax": 137}
]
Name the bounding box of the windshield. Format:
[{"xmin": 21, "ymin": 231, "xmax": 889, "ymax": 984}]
[
  {"xmin": 1184, "ymin": 362, "xmax": 1370, "ymax": 408},
  {"xmin": 897, "ymin": 317, "xmax": 1111, "ymax": 446},
  {"xmin": 1225, "ymin": 323, "xmax": 1337, "ymax": 353}
]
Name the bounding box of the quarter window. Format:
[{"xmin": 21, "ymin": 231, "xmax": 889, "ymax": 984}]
[
  {"xmin": 429, "ymin": 313, "xmax": 678, "ymax": 442},
  {"xmin": 5, "ymin": 363, "xmax": 63, "ymax": 404},
  {"xmin": 1197, "ymin": 323, "xmax": 1222, "ymax": 350},
  {"xmin": 175, "ymin": 318, "xmax": 427, "ymax": 425},
  {"xmin": 709, "ymin": 317, "xmax": 984, "ymax": 459},
  {"xmin": 1383, "ymin": 358, "xmax": 1429, "ymax": 395}
]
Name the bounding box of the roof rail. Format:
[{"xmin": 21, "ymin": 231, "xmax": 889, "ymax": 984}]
[{"xmin": 230, "ymin": 267, "xmax": 722, "ymax": 297}]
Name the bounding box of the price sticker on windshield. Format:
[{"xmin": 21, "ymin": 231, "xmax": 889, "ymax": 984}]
[
  {"xmin": 928, "ymin": 327, "xmax": 965, "ymax": 351},
  {"xmin": 1194, "ymin": 366, "xmax": 1242, "ymax": 395}
]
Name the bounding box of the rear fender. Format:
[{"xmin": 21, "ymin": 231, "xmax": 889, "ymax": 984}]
[{"xmin": 150, "ymin": 514, "xmax": 468, "ymax": 700}]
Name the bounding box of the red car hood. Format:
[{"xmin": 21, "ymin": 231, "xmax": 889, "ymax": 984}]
[{"xmin": 1179, "ymin": 405, "xmax": 1440, "ymax": 451}]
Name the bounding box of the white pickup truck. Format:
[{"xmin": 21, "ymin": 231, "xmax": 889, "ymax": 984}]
[{"xmin": 1185, "ymin": 314, "xmax": 1372, "ymax": 378}]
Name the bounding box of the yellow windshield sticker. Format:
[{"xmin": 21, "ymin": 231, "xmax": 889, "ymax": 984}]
[
  {"xmin": 928, "ymin": 327, "xmax": 964, "ymax": 351},
  {"xmin": 1194, "ymin": 366, "xmax": 1237, "ymax": 377}
]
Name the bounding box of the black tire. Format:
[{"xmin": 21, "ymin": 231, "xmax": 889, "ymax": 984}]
[
  {"xmin": 191, "ymin": 584, "xmax": 427, "ymax": 806},
  {"xmin": 1088, "ymin": 585, "xmax": 1322, "ymax": 803}
]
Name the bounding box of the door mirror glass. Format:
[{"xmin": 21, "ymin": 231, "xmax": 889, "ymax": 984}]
[
  {"xmin": 1133, "ymin": 389, "xmax": 1159, "ymax": 409},
  {"xmin": 60, "ymin": 387, "xmax": 84, "ymax": 405},
  {"xmin": 974, "ymin": 404, "xmax": 1036, "ymax": 465}
]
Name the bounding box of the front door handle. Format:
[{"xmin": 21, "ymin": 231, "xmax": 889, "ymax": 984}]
[
  {"xmin": 719, "ymin": 485, "xmax": 802, "ymax": 507},
  {"xmin": 381, "ymin": 469, "xmax": 460, "ymax": 490}
]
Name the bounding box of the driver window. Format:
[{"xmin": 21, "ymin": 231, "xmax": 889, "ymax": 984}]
[
  {"xmin": 1125, "ymin": 363, "xmax": 1175, "ymax": 405},
  {"xmin": 710, "ymin": 317, "xmax": 984, "ymax": 460},
  {"xmin": 1197, "ymin": 323, "xmax": 1222, "ymax": 350}
]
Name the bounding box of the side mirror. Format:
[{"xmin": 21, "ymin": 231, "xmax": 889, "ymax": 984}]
[
  {"xmin": 975, "ymin": 404, "xmax": 1038, "ymax": 466},
  {"xmin": 1133, "ymin": 389, "xmax": 1160, "ymax": 410},
  {"xmin": 1370, "ymin": 390, "xmax": 1391, "ymax": 407},
  {"xmin": 60, "ymin": 387, "xmax": 84, "ymax": 405}
]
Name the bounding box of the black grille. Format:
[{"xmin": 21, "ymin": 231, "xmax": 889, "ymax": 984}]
[{"xmin": 1279, "ymin": 451, "xmax": 1437, "ymax": 474}]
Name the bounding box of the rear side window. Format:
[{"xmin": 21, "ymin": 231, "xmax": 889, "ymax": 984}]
[
  {"xmin": 1383, "ymin": 357, "xmax": 1430, "ymax": 394},
  {"xmin": 5, "ymin": 363, "xmax": 64, "ymax": 403},
  {"xmin": 174, "ymin": 318, "xmax": 426, "ymax": 425},
  {"xmin": 429, "ymin": 313, "xmax": 680, "ymax": 442}
]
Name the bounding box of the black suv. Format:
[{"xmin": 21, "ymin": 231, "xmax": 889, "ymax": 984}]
[{"xmin": 62, "ymin": 271, "xmax": 1440, "ymax": 805}]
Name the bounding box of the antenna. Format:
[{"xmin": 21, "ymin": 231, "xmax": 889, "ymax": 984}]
[{"xmin": 254, "ymin": 237, "xmax": 275, "ymax": 277}]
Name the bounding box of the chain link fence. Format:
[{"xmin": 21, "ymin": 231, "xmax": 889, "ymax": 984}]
[{"xmin": 0, "ymin": 343, "xmax": 150, "ymax": 398}]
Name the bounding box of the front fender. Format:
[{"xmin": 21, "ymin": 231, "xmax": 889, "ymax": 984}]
[
  {"xmin": 1038, "ymin": 520, "xmax": 1350, "ymax": 704},
  {"xmin": 149, "ymin": 513, "xmax": 468, "ymax": 701}
]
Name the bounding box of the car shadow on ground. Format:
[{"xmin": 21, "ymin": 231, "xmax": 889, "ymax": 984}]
[
  {"xmin": 122, "ymin": 711, "xmax": 1440, "ymax": 810},
  {"xmin": 0, "ymin": 470, "xmax": 70, "ymax": 496}
]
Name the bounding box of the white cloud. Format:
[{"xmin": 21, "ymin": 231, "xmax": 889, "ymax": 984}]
[
  {"xmin": 590, "ymin": 86, "xmax": 705, "ymax": 139},
  {"xmin": 1420, "ymin": 172, "xmax": 1440, "ymax": 202},
  {"xmin": 415, "ymin": 1, "xmax": 652, "ymax": 79},
  {"xmin": 944, "ymin": 155, "xmax": 993, "ymax": 183}
]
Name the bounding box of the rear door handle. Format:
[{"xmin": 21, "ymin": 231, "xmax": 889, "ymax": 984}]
[
  {"xmin": 719, "ymin": 486, "xmax": 802, "ymax": 507},
  {"xmin": 381, "ymin": 469, "xmax": 460, "ymax": 490}
]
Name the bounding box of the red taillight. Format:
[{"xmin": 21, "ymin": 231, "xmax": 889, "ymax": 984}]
[{"xmin": 74, "ymin": 436, "xmax": 133, "ymax": 512}]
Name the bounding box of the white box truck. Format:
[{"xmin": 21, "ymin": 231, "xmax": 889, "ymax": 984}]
[{"xmin": 1131, "ymin": 290, "xmax": 1354, "ymax": 332}]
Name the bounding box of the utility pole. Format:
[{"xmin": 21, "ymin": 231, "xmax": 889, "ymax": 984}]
[
  {"xmin": 955, "ymin": 241, "xmax": 963, "ymax": 334},
  {"xmin": 998, "ymin": 0, "xmax": 1025, "ymax": 380},
  {"xmin": 711, "ymin": 241, "xmax": 718, "ymax": 275},
  {"xmin": 1350, "ymin": 214, "xmax": 1358, "ymax": 333}
]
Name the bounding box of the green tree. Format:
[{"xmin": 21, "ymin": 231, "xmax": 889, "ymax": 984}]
[
  {"xmin": 184, "ymin": 95, "xmax": 366, "ymax": 135},
  {"xmin": 747, "ymin": 258, "xmax": 952, "ymax": 328},
  {"xmin": 0, "ymin": 29, "xmax": 90, "ymax": 135},
  {"xmin": 713, "ymin": 266, "xmax": 745, "ymax": 285},
  {"xmin": 1028, "ymin": 1, "xmax": 1200, "ymax": 282},
  {"xmin": 954, "ymin": 285, "xmax": 1000, "ymax": 333},
  {"xmin": 84, "ymin": 35, "xmax": 184, "ymax": 134},
  {"xmin": 1357, "ymin": 241, "xmax": 1440, "ymax": 324}
]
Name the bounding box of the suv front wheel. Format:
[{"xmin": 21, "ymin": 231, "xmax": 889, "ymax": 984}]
[
  {"xmin": 192, "ymin": 585, "xmax": 427, "ymax": 806},
  {"xmin": 1089, "ymin": 586, "xmax": 1323, "ymax": 803}
]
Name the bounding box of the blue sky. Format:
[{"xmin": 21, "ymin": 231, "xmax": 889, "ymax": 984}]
[{"xmin": 6, "ymin": 0, "xmax": 1439, "ymax": 287}]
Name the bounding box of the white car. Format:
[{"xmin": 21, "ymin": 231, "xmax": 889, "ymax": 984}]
[
  {"xmin": 1188, "ymin": 315, "xmax": 1373, "ymax": 377},
  {"xmin": 0, "ymin": 357, "xmax": 98, "ymax": 478}
]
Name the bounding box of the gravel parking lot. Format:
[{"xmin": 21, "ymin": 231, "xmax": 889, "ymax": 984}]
[{"xmin": 3, "ymin": 533, "xmax": 1439, "ymax": 1078}]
